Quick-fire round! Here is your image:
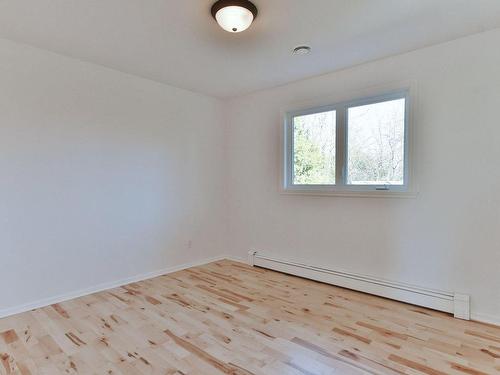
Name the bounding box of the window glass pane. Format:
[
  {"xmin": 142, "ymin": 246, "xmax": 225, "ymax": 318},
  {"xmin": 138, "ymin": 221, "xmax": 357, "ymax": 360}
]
[
  {"xmin": 293, "ymin": 110, "xmax": 336, "ymax": 185},
  {"xmin": 347, "ymin": 98, "xmax": 405, "ymax": 185}
]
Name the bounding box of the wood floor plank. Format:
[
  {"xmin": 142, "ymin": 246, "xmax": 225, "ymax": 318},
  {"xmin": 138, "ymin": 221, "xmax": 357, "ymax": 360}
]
[{"xmin": 1, "ymin": 260, "xmax": 499, "ymax": 374}]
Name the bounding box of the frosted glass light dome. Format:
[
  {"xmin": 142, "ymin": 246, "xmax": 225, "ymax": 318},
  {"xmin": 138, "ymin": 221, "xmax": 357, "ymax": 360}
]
[
  {"xmin": 215, "ymin": 6, "xmax": 253, "ymax": 33},
  {"xmin": 211, "ymin": 1, "xmax": 258, "ymax": 33}
]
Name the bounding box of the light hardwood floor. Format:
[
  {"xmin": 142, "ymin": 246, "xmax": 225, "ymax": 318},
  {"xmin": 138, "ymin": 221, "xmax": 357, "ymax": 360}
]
[{"xmin": 1, "ymin": 260, "xmax": 499, "ymax": 374}]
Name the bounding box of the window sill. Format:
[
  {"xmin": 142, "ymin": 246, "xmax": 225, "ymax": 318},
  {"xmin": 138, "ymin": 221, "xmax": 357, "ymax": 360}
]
[{"xmin": 280, "ymin": 188, "xmax": 418, "ymax": 199}]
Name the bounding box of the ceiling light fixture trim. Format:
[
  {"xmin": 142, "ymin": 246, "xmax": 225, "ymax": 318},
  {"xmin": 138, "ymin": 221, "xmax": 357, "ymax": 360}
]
[{"xmin": 211, "ymin": 0, "xmax": 258, "ymax": 33}]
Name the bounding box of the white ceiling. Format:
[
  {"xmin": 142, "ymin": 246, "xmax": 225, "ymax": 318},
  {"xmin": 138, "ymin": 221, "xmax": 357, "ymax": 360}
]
[{"xmin": 0, "ymin": 0, "xmax": 499, "ymax": 98}]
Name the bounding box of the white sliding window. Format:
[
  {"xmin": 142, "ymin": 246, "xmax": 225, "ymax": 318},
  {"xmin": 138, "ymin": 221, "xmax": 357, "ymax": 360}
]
[{"xmin": 284, "ymin": 90, "xmax": 412, "ymax": 196}]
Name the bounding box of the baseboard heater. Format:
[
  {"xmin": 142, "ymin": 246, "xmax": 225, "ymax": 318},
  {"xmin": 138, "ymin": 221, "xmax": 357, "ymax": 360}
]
[{"xmin": 248, "ymin": 251, "xmax": 470, "ymax": 320}]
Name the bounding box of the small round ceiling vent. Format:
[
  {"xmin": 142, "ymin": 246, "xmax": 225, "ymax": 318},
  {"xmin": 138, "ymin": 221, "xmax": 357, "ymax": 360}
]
[{"xmin": 292, "ymin": 45, "xmax": 312, "ymax": 55}]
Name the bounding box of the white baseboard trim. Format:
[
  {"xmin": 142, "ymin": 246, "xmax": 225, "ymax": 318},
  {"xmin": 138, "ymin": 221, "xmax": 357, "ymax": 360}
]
[
  {"xmin": 5, "ymin": 253, "xmax": 494, "ymax": 326},
  {"xmin": 471, "ymin": 312, "xmax": 500, "ymax": 327},
  {"xmin": 0, "ymin": 254, "xmax": 243, "ymax": 320},
  {"xmin": 222, "ymin": 255, "xmax": 248, "ymax": 264},
  {"xmin": 249, "ymin": 250, "xmax": 471, "ymax": 320}
]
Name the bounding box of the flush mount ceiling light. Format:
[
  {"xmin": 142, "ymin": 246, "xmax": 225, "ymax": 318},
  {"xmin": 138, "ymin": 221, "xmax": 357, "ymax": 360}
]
[{"xmin": 211, "ymin": 0, "xmax": 258, "ymax": 33}]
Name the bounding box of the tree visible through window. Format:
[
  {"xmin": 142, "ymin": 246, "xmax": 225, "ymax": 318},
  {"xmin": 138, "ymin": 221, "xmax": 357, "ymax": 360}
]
[
  {"xmin": 293, "ymin": 110, "xmax": 336, "ymax": 185},
  {"xmin": 347, "ymin": 98, "xmax": 405, "ymax": 185}
]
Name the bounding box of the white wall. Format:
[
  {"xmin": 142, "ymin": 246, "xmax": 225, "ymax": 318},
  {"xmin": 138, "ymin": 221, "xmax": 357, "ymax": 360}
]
[
  {"xmin": 226, "ymin": 29, "xmax": 500, "ymax": 323},
  {"xmin": 2, "ymin": 29, "xmax": 500, "ymax": 323},
  {"xmin": 0, "ymin": 38, "xmax": 227, "ymax": 314}
]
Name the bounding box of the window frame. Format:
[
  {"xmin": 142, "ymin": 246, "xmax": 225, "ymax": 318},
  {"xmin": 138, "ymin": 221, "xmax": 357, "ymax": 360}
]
[{"xmin": 283, "ymin": 89, "xmax": 414, "ymax": 197}]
